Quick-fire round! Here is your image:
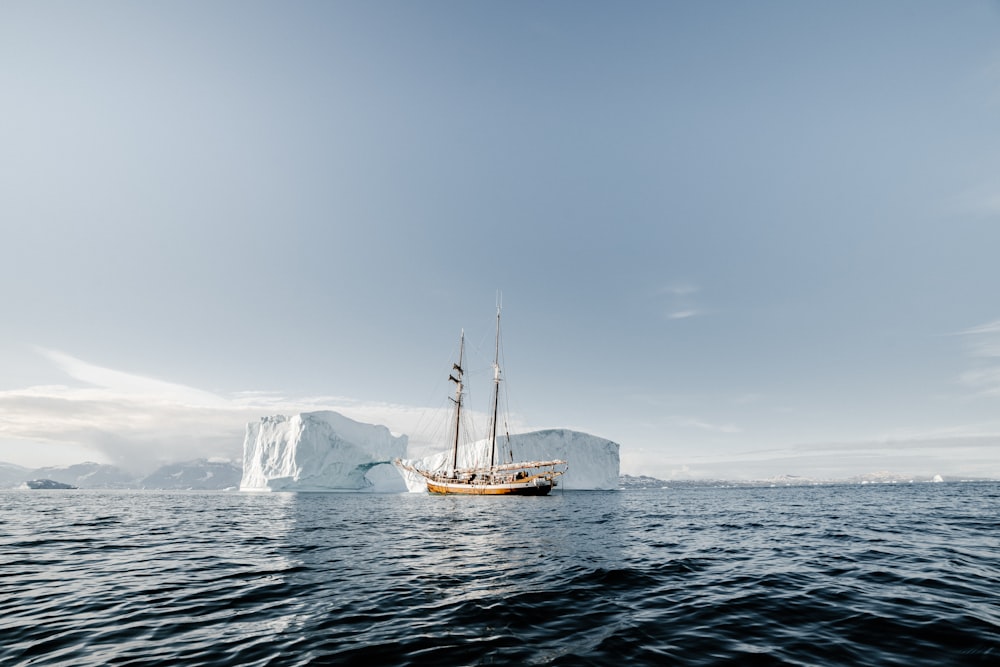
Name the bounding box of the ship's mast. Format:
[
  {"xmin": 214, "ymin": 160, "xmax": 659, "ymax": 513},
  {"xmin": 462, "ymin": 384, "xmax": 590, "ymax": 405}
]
[
  {"xmin": 448, "ymin": 330, "xmax": 464, "ymax": 477},
  {"xmin": 489, "ymin": 303, "xmax": 501, "ymax": 470}
]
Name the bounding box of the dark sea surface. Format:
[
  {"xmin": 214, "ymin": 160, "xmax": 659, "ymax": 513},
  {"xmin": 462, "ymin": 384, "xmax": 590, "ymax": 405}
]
[{"xmin": 2, "ymin": 483, "xmax": 998, "ymax": 666}]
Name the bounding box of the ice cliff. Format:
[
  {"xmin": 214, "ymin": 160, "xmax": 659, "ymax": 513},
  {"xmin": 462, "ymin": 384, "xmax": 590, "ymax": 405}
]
[
  {"xmin": 241, "ymin": 411, "xmax": 617, "ymax": 493},
  {"xmin": 397, "ymin": 429, "xmax": 620, "ymax": 492},
  {"xmin": 240, "ymin": 411, "xmax": 408, "ymax": 492}
]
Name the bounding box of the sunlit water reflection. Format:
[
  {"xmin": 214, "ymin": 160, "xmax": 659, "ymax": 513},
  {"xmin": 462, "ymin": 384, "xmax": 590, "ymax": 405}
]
[{"xmin": 2, "ymin": 484, "xmax": 998, "ymax": 665}]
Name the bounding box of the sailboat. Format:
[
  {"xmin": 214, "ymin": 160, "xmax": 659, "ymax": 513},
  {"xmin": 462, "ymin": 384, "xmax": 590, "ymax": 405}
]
[{"xmin": 395, "ymin": 303, "xmax": 567, "ymax": 496}]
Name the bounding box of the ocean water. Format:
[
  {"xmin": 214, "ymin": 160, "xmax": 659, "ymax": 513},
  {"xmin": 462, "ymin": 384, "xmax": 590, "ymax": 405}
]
[{"xmin": 2, "ymin": 484, "xmax": 998, "ymax": 666}]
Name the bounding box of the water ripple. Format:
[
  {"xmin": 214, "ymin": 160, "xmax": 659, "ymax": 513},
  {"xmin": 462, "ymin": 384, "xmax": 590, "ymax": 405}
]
[{"xmin": 2, "ymin": 484, "xmax": 999, "ymax": 665}]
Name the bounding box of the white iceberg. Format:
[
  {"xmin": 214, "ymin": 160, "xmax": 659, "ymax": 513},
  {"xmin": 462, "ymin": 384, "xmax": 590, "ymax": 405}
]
[
  {"xmin": 240, "ymin": 411, "xmax": 407, "ymax": 492},
  {"xmin": 397, "ymin": 429, "xmax": 620, "ymax": 492}
]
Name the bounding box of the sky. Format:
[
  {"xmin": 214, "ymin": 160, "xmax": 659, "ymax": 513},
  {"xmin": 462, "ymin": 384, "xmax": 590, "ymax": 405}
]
[{"xmin": 2, "ymin": 0, "xmax": 1000, "ymax": 480}]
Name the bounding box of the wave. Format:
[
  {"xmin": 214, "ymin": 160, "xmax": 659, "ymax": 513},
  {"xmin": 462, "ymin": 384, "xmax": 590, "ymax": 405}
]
[{"xmin": 1, "ymin": 484, "xmax": 998, "ymax": 665}]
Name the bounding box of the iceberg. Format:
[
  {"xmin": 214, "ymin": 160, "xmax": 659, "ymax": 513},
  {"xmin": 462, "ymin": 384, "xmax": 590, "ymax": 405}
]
[
  {"xmin": 398, "ymin": 429, "xmax": 620, "ymax": 492},
  {"xmin": 240, "ymin": 411, "xmax": 617, "ymax": 493},
  {"xmin": 240, "ymin": 411, "xmax": 407, "ymax": 492}
]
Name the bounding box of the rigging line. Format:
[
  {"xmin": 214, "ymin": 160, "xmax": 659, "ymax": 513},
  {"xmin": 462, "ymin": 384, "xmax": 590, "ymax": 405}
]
[
  {"xmin": 410, "ymin": 398, "xmax": 452, "ymax": 460},
  {"xmin": 411, "ymin": 331, "xmax": 467, "ymax": 443},
  {"xmin": 494, "ymin": 308, "xmax": 518, "ymax": 464}
]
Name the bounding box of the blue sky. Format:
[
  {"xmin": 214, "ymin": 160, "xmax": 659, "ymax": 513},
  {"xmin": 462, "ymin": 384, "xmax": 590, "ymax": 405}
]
[{"xmin": 2, "ymin": 1, "xmax": 1000, "ymax": 479}]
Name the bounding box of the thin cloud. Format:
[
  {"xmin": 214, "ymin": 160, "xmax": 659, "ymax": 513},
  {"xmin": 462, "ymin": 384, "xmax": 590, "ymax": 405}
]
[
  {"xmin": 791, "ymin": 433, "xmax": 1000, "ymax": 454},
  {"xmin": 873, "ymin": 423, "xmax": 1000, "ymax": 442},
  {"xmin": 959, "ymin": 367, "xmax": 1000, "ymax": 396},
  {"xmin": 952, "ymin": 177, "xmax": 1000, "ymax": 217},
  {"xmin": 659, "ymin": 282, "xmax": 706, "ymax": 321},
  {"xmin": 956, "ymin": 318, "xmax": 1000, "ymax": 396},
  {"xmin": 660, "ymin": 283, "xmax": 700, "ymax": 297},
  {"xmin": 966, "ymin": 339, "xmax": 1000, "ymax": 359},
  {"xmin": 0, "ymin": 349, "xmax": 477, "ymax": 472},
  {"xmin": 36, "ymin": 347, "xmax": 228, "ymax": 407},
  {"xmin": 637, "ymin": 432, "xmax": 1000, "ymax": 480},
  {"xmin": 733, "ymin": 393, "xmax": 765, "ymax": 405},
  {"xmin": 959, "ymin": 320, "xmax": 1000, "ymax": 336},
  {"xmin": 669, "ymin": 415, "xmax": 741, "ymax": 434}
]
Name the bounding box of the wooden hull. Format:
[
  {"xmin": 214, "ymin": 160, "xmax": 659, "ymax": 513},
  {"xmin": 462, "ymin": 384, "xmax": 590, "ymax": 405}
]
[
  {"xmin": 426, "ymin": 478, "xmax": 554, "ymax": 496},
  {"xmin": 393, "ymin": 458, "xmax": 567, "ymax": 496},
  {"xmin": 398, "ymin": 306, "xmax": 568, "ymax": 498}
]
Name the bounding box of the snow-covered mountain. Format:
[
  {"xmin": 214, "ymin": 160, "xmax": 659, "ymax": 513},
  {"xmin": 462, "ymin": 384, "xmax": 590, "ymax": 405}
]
[
  {"xmin": 30, "ymin": 462, "xmax": 138, "ymax": 489},
  {"xmin": 0, "ymin": 460, "xmax": 242, "ymax": 490},
  {"xmin": 140, "ymin": 460, "xmax": 242, "ymax": 490},
  {"xmin": 0, "ymin": 462, "xmax": 31, "ymax": 488},
  {"xmin": 619, "ymin": 474, "xmax": 670, "ymax": 489}
]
